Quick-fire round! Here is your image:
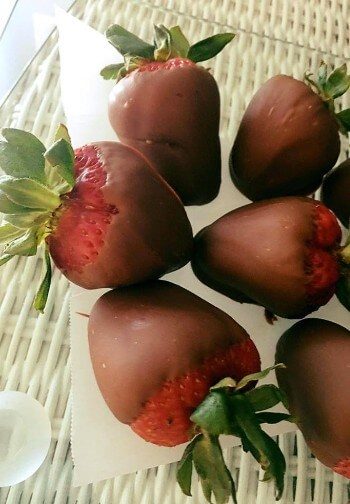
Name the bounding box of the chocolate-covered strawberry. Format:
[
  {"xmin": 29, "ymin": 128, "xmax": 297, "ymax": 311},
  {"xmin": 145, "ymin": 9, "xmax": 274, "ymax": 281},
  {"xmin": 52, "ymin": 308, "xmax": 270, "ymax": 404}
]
[
  {"xmin": 0, "ymin": 127, "xmax": 192, "ymax": 311},
  {"xmin": 192, "ymin": 197, "xmax": 350, "ymax": 318},
  {"xmin": 89, "ymin": 280, "xmax": 291, "ymax": 503},
  {"xmin": 101, "ymin": 25, "xmax": 235, "ymax": 205},
  {"xmin": 321, "ymin": 159, "xmax": 350, "ymax": 228},
  {"xmin": 230, "ymin": 63, "xmax": 350, "ymax": 200},
  {"xmin": 276, "ymin": 318, "xmax": 350, "ymax": 479}
]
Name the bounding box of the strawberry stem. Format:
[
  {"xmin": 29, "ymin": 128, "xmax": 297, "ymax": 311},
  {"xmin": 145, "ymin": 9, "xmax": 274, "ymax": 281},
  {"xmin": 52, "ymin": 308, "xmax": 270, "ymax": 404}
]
[
  {"xmin": 176, "ymin": 365, "xmax": 293, "ymax": 504},
  {"xmin": 305, "ymin": 62, "xmax": 350, "ymax": 134}
]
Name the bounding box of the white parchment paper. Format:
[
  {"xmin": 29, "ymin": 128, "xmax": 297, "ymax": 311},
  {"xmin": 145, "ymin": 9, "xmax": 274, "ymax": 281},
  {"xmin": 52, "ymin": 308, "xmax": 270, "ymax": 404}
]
[{"xmin": 56, "ymin": 8, "xmax": 349, "ymax": 487}]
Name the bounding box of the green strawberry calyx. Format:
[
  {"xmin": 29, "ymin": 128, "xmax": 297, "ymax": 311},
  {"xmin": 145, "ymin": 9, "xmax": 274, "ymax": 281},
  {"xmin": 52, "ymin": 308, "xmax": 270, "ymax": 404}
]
[
  {"xmin": 177, "ymin": 364, "xmax": 294, "ymax": 504},
  {"xmin": 336, "ymin": 233, "xmax": 350, "ymax": 311},
  {"xmin": 305, "ymin": 62, "xmax": 350, "ymax": 134},
  {"xmin": 0, "ymin": 124, "xmax": 75, "ymax": 312},
  {"xmin": 100, "ymin": 24, "xmax": 235, "ymax": 82}
]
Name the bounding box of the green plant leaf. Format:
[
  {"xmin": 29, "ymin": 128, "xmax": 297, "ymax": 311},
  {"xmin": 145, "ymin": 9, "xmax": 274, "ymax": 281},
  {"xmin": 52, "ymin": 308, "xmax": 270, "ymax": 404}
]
[
  {"xmin": 192, "ymin": 433, "xmax": 237, "ymax": 504},
  {"xmin": 210, "ymin": 377, "xmax": 237, "ymax": 390},
  {"xmin": 105, "ymin": 24, "xmax": 154, "ymax": 58},
  {"xmin": 0, "ymin": 128, "xmax": 46, "ymax": 183},
  {"xmin": 177, "ymin": 436, "xmax": 200, "ymax": 497},
  {"xmin": 245, "ymin": 384, "xmax": 289, "ymax": 411},
  {"xmin": 317, "ymin": 61, "xmax": 328, "ymax": 91},
  {"xmin": 190, "ymin": 390, "xmax": 234, "ymax": 435},
  {"xmin": 100, "ymin": 63, "xmax": 125, "ymax": 80},
  {"xmin": 5, "ymin": 211, "xmax": 49, "ymax": 229},
  {"xmin": 45, "ymin": 138, "xmax": 75, "ymax": 189},
  {"xmin": 188, "ymin": 33, "xmax": 235, "ymax": 63},
  {"xmin": 336, "ymin": 276, "xmax": 350, "ymax": 311},
  {"xmin": 0, "ymin": 223, "xmax": 24, "ymax": 244},
  {"xmin": 256, "ymin": 412, "xmax": 294, "ymax": 425},
  {"xmin": 33, "ymin": 250, "xmax": 51, "ymax": 312},
  {"xmin": 230, "ymin": 394, "xmax": 286, "ymax": 500},
  {"xmin": 153, "ymin": 24, "xmax": 172, "ymax": 61},
  {"xmin": 169, "ymin": 26, "xmax": 190, "ymax": 57},
  {"xmin": 336, "ymin": 108, "xmax": 350, "ymax": 132},
  {"xmin": 54, "ymin": 124, "xmax": 71, "ymax": 143},
  {"xmin": 235, "ymin": 364, "xmax": 285, "ymax": 391},
  {"xmin": 0, "ymin": 254, "xmax": 14, "ymax": 267},
  {"xmin": 4, "ymin": 228, "xmax": 38, "ymax": 256},
  {"xmin": 324, "ymin": 64, "xmax": 350, "ymax": 99},
  {"xmin": 0, "ymin": 190, "xmax": 36, "ymax": 214},
  {"xmin": 0, "ymin": 176, "xmax": 60, "ymax": 211}
]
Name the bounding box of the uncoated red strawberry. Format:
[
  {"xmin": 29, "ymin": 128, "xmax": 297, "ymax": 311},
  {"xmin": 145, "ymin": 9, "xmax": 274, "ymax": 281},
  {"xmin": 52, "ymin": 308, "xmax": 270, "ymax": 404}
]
[
  {"xmin": 192, "ymin": 197, "xmax": 344, "ymax": 318},
  {"xmin": 0, "ymin": 127, "xmax": 192, "ymax": 311},
  {"xmin": 101, "ymin": 24, "xmax": 235, "ymax": 205},
  {"xmin": 88, "ymin": 281, "xmax": 290, "ymax": 503}
]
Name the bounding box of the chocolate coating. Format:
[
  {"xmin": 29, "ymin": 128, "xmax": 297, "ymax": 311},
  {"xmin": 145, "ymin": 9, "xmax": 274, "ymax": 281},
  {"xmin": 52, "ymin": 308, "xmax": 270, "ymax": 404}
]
[
  {"xmin": 88, "ymin": 280, "xmax": 250, "ymax": 423},
  {"xmin": 57, "ymin": 142, "xmax": 192, "ymax": 288},
  {"xmin": 275, "ymin": 318, "xmax": 350, "ymax": 474},
  {"xmin": 192, "ymin": 197, "xmax": 319, "ymax": 318},
  {"xmin": 109, "ymin": 63, "xmax": 221, "ymax": 205},
  {"xmin": 321, "ymin": 159, "xmax": 350, "ymax": 228},
  {"xmin": 230, "ymin": 75, "xmax": 340, "ymax": 201}
]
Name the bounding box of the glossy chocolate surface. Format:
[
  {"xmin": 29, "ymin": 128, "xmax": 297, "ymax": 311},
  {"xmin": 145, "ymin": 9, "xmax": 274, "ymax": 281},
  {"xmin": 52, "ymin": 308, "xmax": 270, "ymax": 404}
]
[
  {"xmin": 275, "ymin": 318, "xmax": 350, "ymax": 472},
  {"xmin": 192, "ymin": 197, "xmax": 319, "ymax": 318},
  {"xmin": 109, "ymin": 63, "xmax": 221, "ymax": 205},
  {"xmin": 321, "ymin": 159, "xmax": 350, "ymax": 228},
  {"xmin": 88, "ymin": 280, "xmax": 250, "ymax": 423},
  {"xmin": 57, "ymin": 142, "xmax": 192, "ymax": 288},
  {"xmin": 230, "ymin": 75, "xmax": 340, "ymax": 201}
]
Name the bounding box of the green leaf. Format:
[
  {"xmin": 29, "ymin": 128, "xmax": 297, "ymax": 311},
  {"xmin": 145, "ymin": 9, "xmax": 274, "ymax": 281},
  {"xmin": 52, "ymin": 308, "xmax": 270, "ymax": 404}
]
[
  {"xmin": 336, "ymin": 276, "xmax": 350, "ymax": 311},
  {"xmin": 33, "ymin": 250, "xmax": 51, "ymax": 312},
  {"xmin": 100, "ymin": 63, "xmax": 125, "ymax": 80},
  {"xmin": 0, "ymin": 128, "xmax": 46, "ymax": 183},
  {"xmin": 193, "ymin": 433, "xmax": 237, "ymax": 504},
  {"xmin": 245, "ymin": 384, "xmax": 289, "ymax": 412},
  {"xmin": 235, "ymin": 364, "xmax": 285, "ymax": 391},
  {"xmin": 177, "ymin": 436, "xmax": 199, "ymax": 497},
  {"xmin": 317, "ymin": 61, "xmax": 328, "ymax": 91},
  {"xmin": 336, "ymin": 108, "xmax": 350, "ymax": 132},
  {"xmin": 256, "ymin": 412, "xmax": 293, "ymax": 425},
  {"xmin": 153, "ymin": 24, "xmax": 172, "ymax": 61},
  {"xmin": 5, "ymin": 211, "xmax": 49, "ymax": 229},
  {"xmin": 0, "ymin": 190, "xmax": 36, "ymax": 214},
  {"xmin": 230, "ymin": 394, "xmax": 286, "ymax": 500},
  {"xmin": 0, "ymin": 254, "xmax": 14, "ymax": 267},
  {"xmin": 210, "ymin": 377, "xmax": 237, "ymax": 390},
  {"xmin": 324, "ymin": 64, "xmax": 350, "ymax": 99},
  {"xmin": 0, "ymin": 223, "xmax": 24, "ymax": 244},
  {"xmin": 187, "ymin": 33, "xmax": 235, "ymax": 63},
  {"xmin": 54, "ymin": 124, "xmax": 71, "ymax": 143},
  {"xmin": 105, "ymin": 24, "xmax": 154, "ymax": 58},
  {"xmin": 0, "ymin": 176, "xmax": 60, "ymax": 211},
  {"xmin": 45, "ymin": 139, "xmax": 75, "ymax": 189},
  {"xmin": 191, "ymin": 390, "xmax": 234, "ymax": 436},
  {"xmin": 4, "ymin": 228, "xmax": 38, "ymax": 256},
  {"xmin": 169, "ymin": 26, "xmax": 190, "ymax": 57}
]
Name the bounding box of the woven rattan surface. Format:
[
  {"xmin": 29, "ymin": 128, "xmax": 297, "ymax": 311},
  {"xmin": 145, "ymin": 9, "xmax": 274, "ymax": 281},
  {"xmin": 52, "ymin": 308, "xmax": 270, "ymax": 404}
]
[{"xmin": 0, "ymin": 1, "xmax": 349, "ymax": 502}]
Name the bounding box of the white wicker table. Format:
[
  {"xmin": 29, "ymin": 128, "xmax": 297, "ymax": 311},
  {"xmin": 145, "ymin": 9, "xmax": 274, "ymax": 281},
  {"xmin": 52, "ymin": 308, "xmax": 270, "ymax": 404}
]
[{"xmin": 0, "ymin": 1, "xmax": 349, "ymax": 502}]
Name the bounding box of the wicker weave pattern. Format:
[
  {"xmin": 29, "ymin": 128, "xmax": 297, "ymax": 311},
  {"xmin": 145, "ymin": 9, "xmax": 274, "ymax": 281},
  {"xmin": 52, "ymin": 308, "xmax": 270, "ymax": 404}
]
[{"xmin": 0, "ymin": 1, "xmax": 349, "ymax": 502}]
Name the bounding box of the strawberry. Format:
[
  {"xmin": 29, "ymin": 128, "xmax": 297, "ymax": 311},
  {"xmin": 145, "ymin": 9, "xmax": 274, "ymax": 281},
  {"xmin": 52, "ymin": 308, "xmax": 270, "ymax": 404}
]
[
  {"xmin": 321, "ymin": 158, "xmax": 350, "ymax": 228},
  {"xmin": 230, "ymin": 63, "xmax": 350, "ymax": 201},
  {"xmin": 101, "ymin": 24, "xmax": 235, "ymax": 205},
  {"xmin": 88, "ymin": 280, "xmax": 292, "ymax": 503},
  {"xmin": 0, "ymin": 126, "xmax": 192, "ymax": 311},
  {"xmin": 192, "ymin": 197, "xmax": 350, "ymax": 318},
  {"xmin": 275, "ymin": 318, "xmax": 350, "ymax": 479}
]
